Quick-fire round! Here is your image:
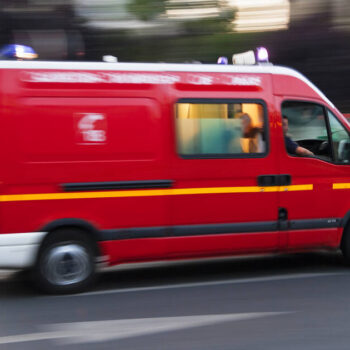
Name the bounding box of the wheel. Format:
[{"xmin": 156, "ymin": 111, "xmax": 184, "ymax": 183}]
[
  {"xmin": 33, "ymin": 228, "xmax": 96, "ymax": 294},
  {"xmin": 341, "ymin": 225, "xmax": 350, "ymax": 265}
]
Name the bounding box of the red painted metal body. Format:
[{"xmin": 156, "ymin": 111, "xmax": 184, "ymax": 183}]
[{"xmin": 0, "ymin": 62, "xmax": 349, "ymax": 270}]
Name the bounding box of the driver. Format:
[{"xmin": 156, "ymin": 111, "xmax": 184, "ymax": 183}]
[{"xmin": 282, "ymin": 116, "xmax": 314, "ymax": 156}]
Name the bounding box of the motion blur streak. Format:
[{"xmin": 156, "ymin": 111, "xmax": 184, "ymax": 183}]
[{"xmin": 229, "ymin": 0, "xmax": 290, "ymax": 32}]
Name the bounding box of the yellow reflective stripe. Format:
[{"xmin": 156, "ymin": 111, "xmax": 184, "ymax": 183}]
[
  {"xmin": 0, "ymin": 184, "xmax": 314, "ymax": 202},
  {"xmin": 0, "ymin": 190, "xmax": 171, "ymax": 202},
  {"xmin": 278, "ymin": 184, "xmax": 313, "ymax": 192},
  {"xmin": 333, "ymin": 183, "xmax": 350, "ymax": 189},
  {"xmin": 168, "ymin": 186, "xmax": 280, "ymax": 195}
]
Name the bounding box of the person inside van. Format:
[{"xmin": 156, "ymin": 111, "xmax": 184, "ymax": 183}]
[
  {"xmin": 282, "ymin": 115, "xmax": 314, "ymax": 156},
  {"xmin": 240, "ymin": 113, "xmax": 264, "ymax": 153}
]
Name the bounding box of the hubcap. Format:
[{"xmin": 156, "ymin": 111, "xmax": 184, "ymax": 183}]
[{"xmin": 43, "ymin": 244, "xmax": 91, "ymax": 286}]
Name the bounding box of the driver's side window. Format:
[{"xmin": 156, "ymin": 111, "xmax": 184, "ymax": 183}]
[{"xmin": 282, "ymin": 101, "xmax": 331, "ymax": 160}]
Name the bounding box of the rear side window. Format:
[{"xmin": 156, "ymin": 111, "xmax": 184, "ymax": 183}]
[{"xmin": 175, "ymin": 100, "xmax": 267, "ymax": 158}]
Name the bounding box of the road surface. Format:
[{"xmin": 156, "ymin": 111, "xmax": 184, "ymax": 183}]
[{"xmin": 1, "ymin": 251, "xmax": 350, "ymax": 349}]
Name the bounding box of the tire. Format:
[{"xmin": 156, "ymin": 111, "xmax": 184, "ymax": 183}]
[
  {"xmin": 341, "ymin": 225, "xmax": 350, "ymax": 265},
  {"xmin": 33, "ymin": 228, "xmax": 96, "ymax": 294}
]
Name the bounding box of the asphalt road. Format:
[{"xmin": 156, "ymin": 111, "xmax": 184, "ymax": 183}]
[{"xmin": 1, "ymin": 251, "xmax": 350, "ymax": 350}]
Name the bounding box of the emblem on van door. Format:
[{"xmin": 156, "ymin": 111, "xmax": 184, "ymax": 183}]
[{"xmin": 75, "ymin": 113, "xmax": 107, "ymax": 144}]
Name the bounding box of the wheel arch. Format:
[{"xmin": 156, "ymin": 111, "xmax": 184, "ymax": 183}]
[{"xmin": 40, "ymin": 218, "xmax": 102, "ymax": 257}]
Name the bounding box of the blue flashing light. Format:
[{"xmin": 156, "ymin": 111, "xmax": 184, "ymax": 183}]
[
  {"xmin": 256, "ymin": 47, "xmax": 269, "ymax": 63},
  {"xmin": 217, "ymin": 56, "xmax": 228, "ymax": 65},
  {"xmin": 0, "ymin": 44, "xmax": 38, "ymax": 60}
]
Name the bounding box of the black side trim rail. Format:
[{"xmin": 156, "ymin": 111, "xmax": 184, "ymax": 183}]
[
  {"xmin": 100, "ymin": 221, "xmax": 278, "ymax": 241},
  {"xmin": 99, "ymin": 218, "xmax": 342, "ymax": 242},
  {"xmin": 62, "ymin": 180, "xmax": 174, "ymax": 192},
  {"xmin": 289, "ymin": 218, "xmax": 341, "ymax": 230},
  {"xmin": 172, "ymin": 222, "xmax": 277, "ymax": 236}
]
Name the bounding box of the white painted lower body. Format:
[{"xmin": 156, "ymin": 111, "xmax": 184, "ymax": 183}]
[{"xmin": 0, "ymin": 232, "xmax": 46, "ymax": 269}]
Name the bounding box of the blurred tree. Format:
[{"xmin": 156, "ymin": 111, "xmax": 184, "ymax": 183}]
[
  {"xmin": 120, "ymin": 0, "xmax": 236, "ymax": 63},
  {"xmin": 127, "ymin": 0, "xmax": 166, "ymax": 21},
  {"xmin": 181, "ymin": 9, "xmax": 235, "ymax": 36}
]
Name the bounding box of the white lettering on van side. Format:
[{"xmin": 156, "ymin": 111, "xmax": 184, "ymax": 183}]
[
  {"xmin": 22, "ymin": 72, "xmax": 180, "ymax": 85},
  {"xmin": 81, "ymin": 130, "xmax": 106, "ymax": 142},
  {"xmin": 26, "ymin": 72, "xmax": 105, "ymax": 83},
  {"xmin": 103, "ymin": 73, "xmax": 180, "ymax": 84},
  {"xmin": 187, "ymin": 74, "xmax": 213, "ymax": 85},
  {"xmin": 223, "ymin": 76, "xmax": 261, "ymax": 86},
  {"xmin": 22, "ymin": 72, "xmax": 261, "ymax": 87},
  {"xmin": 184, "ymin": 74, "xmax": 261, "ymax": 86}
]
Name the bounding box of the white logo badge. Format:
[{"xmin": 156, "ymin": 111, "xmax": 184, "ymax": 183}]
[{"xmin": 75, "ymin": 113, "xmax": 107, "ymax": 144}]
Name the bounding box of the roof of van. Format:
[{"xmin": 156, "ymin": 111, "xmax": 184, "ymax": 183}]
[
  {"xmin": 0, "ymin": 60, "xmax": 334, "ymax": 108},
  {"xmin": 0, "ymin": 60, "xmax": 305, "ymax": 74}
]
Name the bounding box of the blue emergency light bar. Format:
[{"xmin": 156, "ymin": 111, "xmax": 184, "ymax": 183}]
[
  {"xmin": 0, "ymin": 44, "xmax": 38, "ymax": 60},
  {"xmin": 217, "ymin": 56, "xmax": 228, "ymax": 65},
  {"xmin": 256, "ymin": 47, "xmax": 269, "ymax": 63}
]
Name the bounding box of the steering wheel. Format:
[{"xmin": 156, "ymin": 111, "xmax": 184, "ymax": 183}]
[{"xmin": 318, "ymin": 140, "xmax": 329, "ymax": 154}]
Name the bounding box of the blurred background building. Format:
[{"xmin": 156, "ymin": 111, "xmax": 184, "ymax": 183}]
[
  {"xmin": 1, "ymin": 0, "xmax": 350, "ymax": 111},
  {"xmin": 0, "ymin": 0, "xmax": 84, "ymax": 60}
]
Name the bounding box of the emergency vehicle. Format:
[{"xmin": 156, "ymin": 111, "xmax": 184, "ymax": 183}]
[{"xmin": 1, "ymin": 47, "xmax": 350, "ymax": 294}]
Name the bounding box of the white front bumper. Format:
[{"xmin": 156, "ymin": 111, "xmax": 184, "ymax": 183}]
[{"xmin": 0, "ymin": 232, "xmax": 47, "ymax": 269}]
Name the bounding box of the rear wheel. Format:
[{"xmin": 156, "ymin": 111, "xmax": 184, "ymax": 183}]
[{"xmin": 34, "ymin": 229, "xmax": 96, "ymax": 294}]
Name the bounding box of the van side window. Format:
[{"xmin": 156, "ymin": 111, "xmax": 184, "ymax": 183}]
[
  {"xmin": 328, "ymin": 110, "xmax": 350, "ymax": 163},
  {"xmin": 281, "ymin": 101, "xmax": 331, "ymax": 160},
  {"xmin": 175, "ymin": 101, "xmax": 266, "ymax": 157}
]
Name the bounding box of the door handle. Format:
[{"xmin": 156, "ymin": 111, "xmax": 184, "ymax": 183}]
[
  {"xmin": 257, "ymin": 174, "xmax": 292, "ymax": 187},
  {"xmin": 277, "ymin": 174, "xmax": 291, "ymax": 186},
  {"xmin": 257, "ymin": 175, "xmax": 278, "ymax": 187}
]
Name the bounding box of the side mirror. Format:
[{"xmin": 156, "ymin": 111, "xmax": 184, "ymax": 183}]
[{"xmin": 338, "ymin": 139, "xmax": 350, "ymax": 163}]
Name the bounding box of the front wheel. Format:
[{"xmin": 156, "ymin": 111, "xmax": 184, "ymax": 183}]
[{"xmin": 34, "ymin": 229, "xmax": 96, "ymax": 294}]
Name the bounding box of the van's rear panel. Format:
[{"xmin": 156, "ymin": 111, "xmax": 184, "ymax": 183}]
[{"xmin": 0, "ymin": 69, "xmax": 170, "ymax": 245}]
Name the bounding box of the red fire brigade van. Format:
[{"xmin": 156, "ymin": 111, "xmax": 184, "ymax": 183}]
[{"xmin": 1, "ymin": 55, "xmax": 350, "ymax": 294}]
